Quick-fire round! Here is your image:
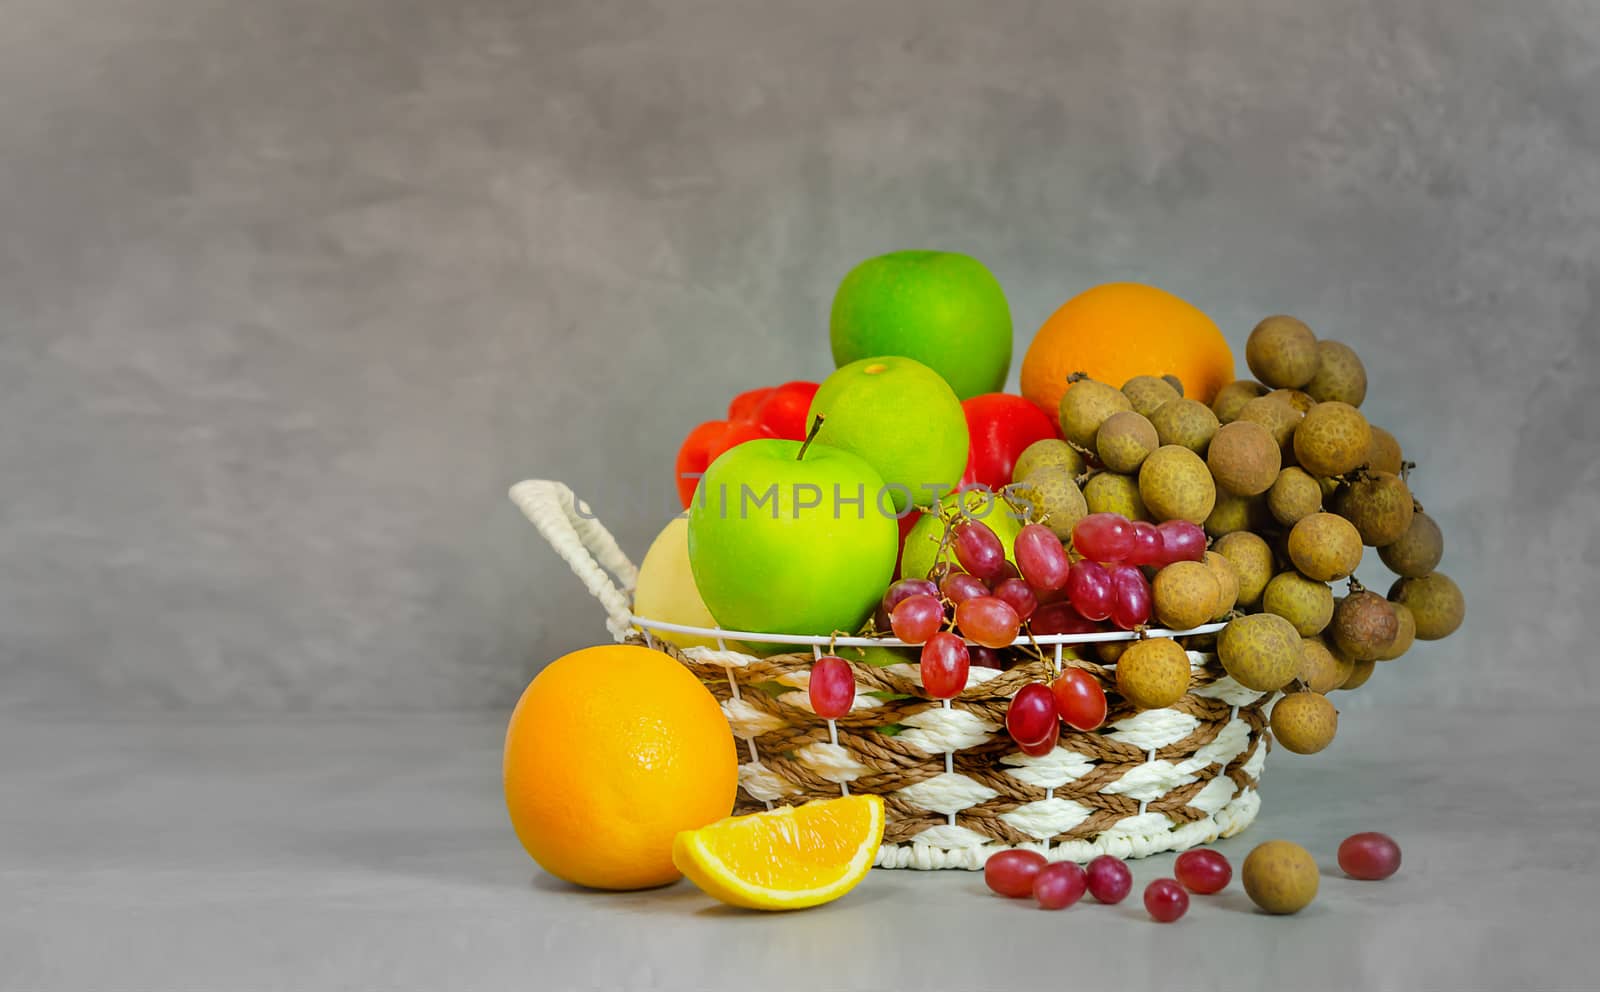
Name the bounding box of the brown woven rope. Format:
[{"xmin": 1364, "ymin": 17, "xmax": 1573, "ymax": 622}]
[{"xmin": 636, "ymin": 636, "xmax": 1271, "ymax": 848}]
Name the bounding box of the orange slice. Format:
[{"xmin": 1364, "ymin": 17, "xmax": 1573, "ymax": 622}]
[{"xmin": 671, "ymin": 795, "xmax": 884, "ymax": 910}]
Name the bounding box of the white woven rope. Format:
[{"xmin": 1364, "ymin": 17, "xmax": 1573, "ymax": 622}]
[{"xmin": 509, "ymin": 480, "xmax": 638, "ymax": 641}]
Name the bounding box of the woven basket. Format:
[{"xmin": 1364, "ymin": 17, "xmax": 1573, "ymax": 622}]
[{"xmin": 514, "ymin": 480, "xmax": 1275, "ymax": 870}]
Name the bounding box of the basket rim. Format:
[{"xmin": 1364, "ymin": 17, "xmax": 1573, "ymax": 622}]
[{"xmin": 630, "ymin": 614, "xmax": 1227, "ymax": 649}]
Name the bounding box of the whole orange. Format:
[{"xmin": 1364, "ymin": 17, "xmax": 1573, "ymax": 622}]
[
  {"xmin": 504, "ymin": 644, "xmax": 737, "ymax": 890},
  {"xmin": 1021, "ymin": 283, "xmax": 1235, "ymax": 416}
]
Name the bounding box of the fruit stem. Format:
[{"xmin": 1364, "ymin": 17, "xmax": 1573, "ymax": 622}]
[
  {"xmin": 1348, "ymin": 577, "xmax": 1367, "ymax": 595},
  {"xmin": 797, "ymin": 415, "xmax": 825, "ymax": 460}
]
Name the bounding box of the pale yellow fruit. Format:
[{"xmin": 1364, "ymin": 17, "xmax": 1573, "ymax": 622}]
[{"xmin": 632, "ymin": 516, "xmax": 719, "ymax": 648}]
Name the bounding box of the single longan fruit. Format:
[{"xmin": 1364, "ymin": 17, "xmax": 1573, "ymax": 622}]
[
  {"xmin": 1013, "ymin": 465, "xmax": 1088, "ymax": 539},
  {"xmin": 1207, "ymin": 420, "xmax": 1282, "ymax": 496},
  {"xmin": 1366, "ymin": 426, "xmax": 1404, "ymax": 476},
  {"xmin": 1389, "ymin": 573, "xmax": 1465, "ymax": 640},
  {"xmin": 1139, "ymin": 445, "xmax": 1217, "ymax": 525},
  {"xmin": 1096, "ymin": 410, "xmax": 1160, "ymax": 474},
  {"xmin": 1153, "ymin": 560, "xmax": 1221, "ymax": 631},
  {"xmin": 1266, "ymin": 388, "xmax": 1317, "ymax": 414},
  {"xmin": 1243, "ymin": 840, "xmax": 1320, "ymax": 914},
  {"xmin": 1150, "ymin": 398, "xmax": 1220, "ymax": 454},
  {"xmin": 1059, "ymin": 376, "xmax": 1133, "ymax": 449},
  {"xmin": 1215, "ymin": 531, "xmax": 1273, "ymax": 607},
  {"xmin": 1288, "ymin": 512, "xmax": 1364, "ymax": 581},
  {"xmin": 1340, "ymin": 657, "xmax": 1377, "ymax": 690},
  {"xmin": 1268, "ymin": 467, "xmax": 1324, "ymax": 526},
  {"xmin": 1083, "ymin": 471, "xmax": 1149, "ymax": 521},
  {"xmin": 1203, "ymin": 550, "xmax": 1240, "ymax": 620},
  {"xmin": 1237, "ymin": 395, "xmax": 1304, "ymax": 459},
  {"xmin": 1377, "ymin": 602, "xmax": 1416, "ymax": 660},
  {"xmin": 1246, "ymin": 315, "xmax": 1320, "ymax": 389},
  {"xmin": 1096, "ymin": 640, "xmax": 1129, "ymax": 664},
  {"xmin": 1331, "ymin": 590, "xmax": 1399, "ymax": 660},
  {"xmin": 1263, "ymin": 571, "xmax": 1335, "ymax": 636},
  {"xmin": 1294, "ymin": 401, "xmax": 1371, "ymax": 477},
  {"xmin": 1212, "ymin": 379, "xmax": 1270, "ymax": 423},
  {"xmin": 1218, "ymin": 613, "xmax": 1302, "ymax": 691},
  {"xmin": 1334, "ymin": 471, "xmax": 1414, "ymax": 547},
  {"xmin": 1271, "ymin": 691, "xmax": 1338, "ymax": 754},
  {"xmin": 1306, "ymin": 340, "xmax": 1368, "ymax": 407},
  {"xmin": 1013, "ymin": 438, "xmax": 1085, "ymax": 485},
  {"xmin": 1115, "ymin": 638, "xmax": 1192, "ymax": 710},
  {"xmin": 1299, "ymin": 636, "xmax": 1353, "ymax": 693},
  {"xmin": 1378, "ymin": 510, "xmax": 1443, "ymax": 578},
  {"xmin": 1204, "ymin": 490, "xmax": 1269, "ymax": 538},
  {"xmin": 1122, "ymin": 375, "xmax": 1182, "ymax": 418}
]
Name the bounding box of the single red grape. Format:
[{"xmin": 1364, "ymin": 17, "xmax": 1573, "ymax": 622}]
[
  {"xmin": 1066, "ymin": 559, "xmax": 1115, "ymax": 621},
  {"xmin": 882, "ymin": 577, "xmax": 939, "ymax": 614},
  {"xmin": 954, "ymin": 596, "xmax": 1021, "ymax": 649},
  {"xmin": 1015, "ymin": 523, "xmax": 1071, "ymax": 592},
  {"xmin": 890, "ymin": 594, "xmax": 944, "ymax": 644},
  {"xmin": 1017, "ymin": 719, "xmax": 1060, "ymax": 756},
  {"xmin": 1128, "ymin": 520, "xmax": 1166, "ymax": 566},
  {"xmin": 1338, "ymin": 832, "xmax": 1401, "ymax": 880},
  {"xmin": 1109, "ymin": 564, "xmax": 1152, "ymax": 630},
  {"xmin": 940, "ymin": 570, "xmax": 989, "ymax": 606},
  {"xmin": 984, "ymin": 849, "xmax": 1047, "ymax": 898},
  {"xmin": 1006, "ymin": 682, "xmax": 1058, "ymax": 746},
  {"xmin": 1030, "ymin": 602, "xmax": 1101, "ymax": 635},
  {"xmin": 969, "ymin": 645, "xmax": 1003, "ymax": 668},
  {"xmin": 991, "ymin": 578, "xmax": 1039, "ymax": 622},
  {"xmin": 953, "ymin": 520, "xmax": 1006, "ymax": 580},
  {"xmin": 1174, "ymin": 848, "xmax": 1232, "ymax": 894},
  {"xmin": 1072, "ymin": 512, "xmax": 1136, "ymax": 563},
  {"xmin": 920, "ymin": 632, "xmax": 971, "ymax": 699},
  {"xmin": 1033, "ymin": 861, "xmax": 1088, "ymax": 910},
  {"xmin": 1144, "ymin": 878, "xmax": 1189, "ymax": 922},
  {"xmin": 987, "ymin": 559, "xmax": 1022, "ymax": 589},
  {"xmin": 808, "ymin": 655, "xmax": 855, "ymax": 719},
  {"xmin": 1086, "ymin": 855, "xmax": 1133, "ymax": 904},
  {"xmin": 1154, "ymin": 520, "xmax": 1206, "ymax": 564},
  {"xmin": 1050, "ymin": 669, "xmax": 1108, "ymax": 731}
]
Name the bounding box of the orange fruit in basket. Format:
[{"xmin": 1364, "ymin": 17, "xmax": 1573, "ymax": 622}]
[
  {"xmin": 504, "ymin": 644, "xmax": 737, "ymax": 890},
  {"xmin": 1020, "ymin": 283, "xmax": 1235, "ymax": 416},
  {"xmin": 672, "ymin": 794, "xmax": 885, "ymax": 910}
]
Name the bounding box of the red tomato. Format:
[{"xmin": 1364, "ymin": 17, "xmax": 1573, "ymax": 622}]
[
  {"xmin": 674, "ymin": 419, "xmax": 774, "ymax": 508},
  {"xmin": 752, "ymin": 381, "xmax": 820, "ymax": 440},
  {"xmin": 727, "ymin": 387, "xmax": 776, "ymax": 422},
  {"xmin": 962, "ymin": 394, "xmax": 1060, "ymax": 491}
]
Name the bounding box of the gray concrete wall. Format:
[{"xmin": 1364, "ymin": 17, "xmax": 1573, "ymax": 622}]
[{"xmin": 4, "ymin": 0, "xmax": 1595, "ymax": 711}]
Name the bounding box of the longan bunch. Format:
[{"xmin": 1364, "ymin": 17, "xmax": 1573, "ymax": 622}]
[{"xmin": 1038, "ymin": 316, "xmax": 1463, "ymax": 759}]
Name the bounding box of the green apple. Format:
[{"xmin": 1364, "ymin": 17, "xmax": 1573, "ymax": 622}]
[
  {"xmin": 807, "ymin": 356, "xmax": 968, "ymax": 513},
  {"xmin": 830, "ymin": 250, "xmax": 1012, "ymax": 400},
  {"xmin": 899, "ymin": 488, "xmax": 1025, "ymax": 581},
  {"xmin": 687, "ymin": 438, "xmax": 899, "ymax": 639}
]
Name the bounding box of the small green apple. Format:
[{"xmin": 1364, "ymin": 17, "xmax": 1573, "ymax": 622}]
[
  {"xmin": 687, "ymin": 438, "xmax": 899, "ymax": 639},
  {"xmin": 899, "ymin": 488, "xmax": 1025, "ymax": 581},
  {"xmin": 807, "ymin": 356, "xmax": 968, "ymax": 513},
  {"xmin": 830, "ymin": 250, "xmax": 1012, "ymax": 400}
]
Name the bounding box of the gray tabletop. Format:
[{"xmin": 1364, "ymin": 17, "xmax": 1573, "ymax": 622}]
[{"xmin": 6, "ymin": 709, "xmax": 1593, "ymax": 991}]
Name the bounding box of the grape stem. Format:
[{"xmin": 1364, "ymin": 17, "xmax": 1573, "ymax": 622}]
[{"xmin": 796, "ymin": 414, "xmax": 825, "ymax": 460}]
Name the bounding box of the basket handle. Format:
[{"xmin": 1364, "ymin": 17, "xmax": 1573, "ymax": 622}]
[{"xmin": 509, "ymin": 480, "xmax": 639, "ymax": 641}]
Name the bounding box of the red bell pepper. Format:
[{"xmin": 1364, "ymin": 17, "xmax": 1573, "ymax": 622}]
[
  {"xmin": 962, "ymin": 393, "xmax": 1060, "ymax": 491},
  {"xmin": 675, "ymin": 419, "xmax": 774, "ymax": 508}
]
